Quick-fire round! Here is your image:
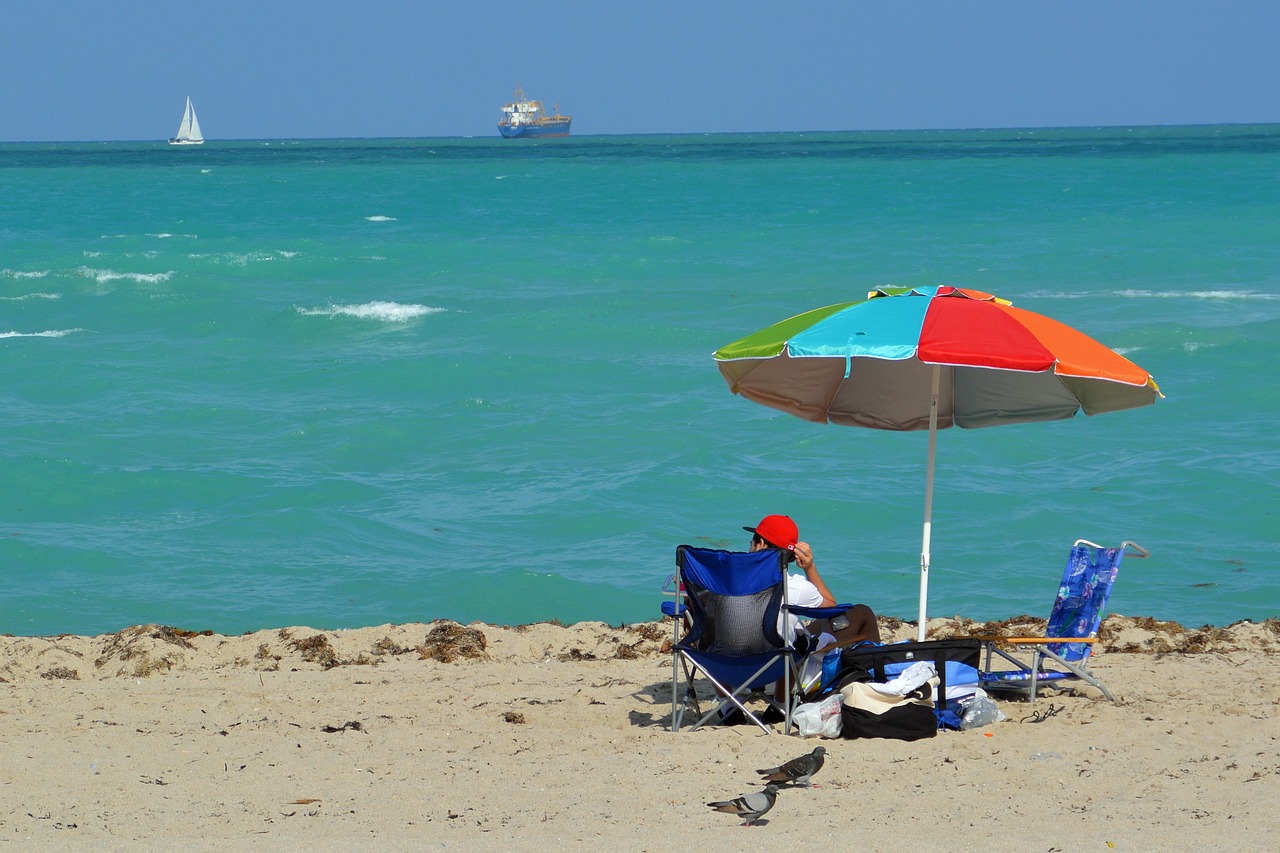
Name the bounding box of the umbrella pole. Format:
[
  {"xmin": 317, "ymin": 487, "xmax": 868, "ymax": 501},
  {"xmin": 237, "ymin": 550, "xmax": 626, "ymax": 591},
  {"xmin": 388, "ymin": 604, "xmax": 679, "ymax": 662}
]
[{"xmin": 918, "ymin": 365, "xmax": 940, "ymax": 642}]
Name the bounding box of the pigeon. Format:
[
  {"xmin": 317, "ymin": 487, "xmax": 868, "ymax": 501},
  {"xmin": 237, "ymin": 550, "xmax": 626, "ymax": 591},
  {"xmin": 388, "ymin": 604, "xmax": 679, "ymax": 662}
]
[
  {"xmin": 706, "ymin": 784, "xmax": 779, "ymax": 826},
  {"xmin": 756, "ymin": 745, "xmax": 827, "ymax": 787}
]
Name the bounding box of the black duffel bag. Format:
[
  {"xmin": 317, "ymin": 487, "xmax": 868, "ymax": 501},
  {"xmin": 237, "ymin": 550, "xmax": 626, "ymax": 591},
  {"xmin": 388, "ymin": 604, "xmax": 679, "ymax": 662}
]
[{"xmin": 839, "ymin": 677, "xmax": 938, "ymax": 741}]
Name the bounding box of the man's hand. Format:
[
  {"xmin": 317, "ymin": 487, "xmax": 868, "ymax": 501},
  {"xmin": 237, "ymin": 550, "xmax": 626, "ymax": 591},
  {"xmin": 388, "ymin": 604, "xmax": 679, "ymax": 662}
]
[{"xmin": 793, "ymin": 541, "xmax": 815, "ymax": 571}]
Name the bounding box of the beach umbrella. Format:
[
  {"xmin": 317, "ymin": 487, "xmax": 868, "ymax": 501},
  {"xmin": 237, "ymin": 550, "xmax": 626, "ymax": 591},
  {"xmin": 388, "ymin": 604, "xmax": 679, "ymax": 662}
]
[{"xmin": 713, "ymin": 285, "xmax": 1162, "ymax": 641}]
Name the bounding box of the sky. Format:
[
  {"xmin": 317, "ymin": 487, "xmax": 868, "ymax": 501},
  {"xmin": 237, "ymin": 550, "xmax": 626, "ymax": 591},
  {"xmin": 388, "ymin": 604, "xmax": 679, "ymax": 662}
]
[{"xmin": 2, "ymin": 1, "xmax": 1278, "ymax": 141}]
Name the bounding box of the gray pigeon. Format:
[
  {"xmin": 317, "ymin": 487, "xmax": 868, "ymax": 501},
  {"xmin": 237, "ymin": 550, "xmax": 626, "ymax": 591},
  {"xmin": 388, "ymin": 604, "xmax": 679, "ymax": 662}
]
[
  {"xmin": 756, "ymin": 745, "xmax": 827, "ymax": 787},
  {"xmin": 707, "ymin": 784, "xmax": 779, "ymax": 826}
]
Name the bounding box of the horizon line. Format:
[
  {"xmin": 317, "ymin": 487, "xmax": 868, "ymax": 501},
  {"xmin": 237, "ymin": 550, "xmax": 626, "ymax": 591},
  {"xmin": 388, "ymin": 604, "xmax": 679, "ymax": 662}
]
[{"xmin": 3, "ymin": 120, "xmax": 1279, "ymax": 146}]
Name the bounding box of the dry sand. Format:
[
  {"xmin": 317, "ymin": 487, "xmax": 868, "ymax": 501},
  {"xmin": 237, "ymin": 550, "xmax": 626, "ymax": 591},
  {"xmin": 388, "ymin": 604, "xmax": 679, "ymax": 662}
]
[{"xmin": 2, "ymin": 615, "xmax": 1278, "ymax": 852}]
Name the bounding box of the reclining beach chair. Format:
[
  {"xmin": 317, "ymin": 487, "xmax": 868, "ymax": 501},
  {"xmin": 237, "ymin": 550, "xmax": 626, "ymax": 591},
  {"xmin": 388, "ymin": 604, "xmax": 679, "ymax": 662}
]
[
  {"xmin": 978, "ymin": 539, "xmax": 1148, "ymax": 703},
  {"xmin": 662, "ymin": 545, "xmax": 851, "ymax": 734}
]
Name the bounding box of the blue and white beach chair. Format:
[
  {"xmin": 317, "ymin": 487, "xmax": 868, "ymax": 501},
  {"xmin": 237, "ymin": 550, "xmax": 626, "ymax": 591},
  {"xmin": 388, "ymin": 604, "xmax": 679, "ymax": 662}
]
[
  {"xmin": 978, "ymin": 539, "xmax": 1148, "ymax": 702},
  {"xmin": 662, "ymin": 545, "xmax": 852, "ymax": 734}
]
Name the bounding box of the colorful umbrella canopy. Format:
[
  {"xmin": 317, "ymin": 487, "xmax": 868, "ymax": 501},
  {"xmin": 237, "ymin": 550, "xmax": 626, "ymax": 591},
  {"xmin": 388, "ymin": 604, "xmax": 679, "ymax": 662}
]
[{"xmin": 714, "ymin": 285, "xmax": 1162, "ymax": 640}]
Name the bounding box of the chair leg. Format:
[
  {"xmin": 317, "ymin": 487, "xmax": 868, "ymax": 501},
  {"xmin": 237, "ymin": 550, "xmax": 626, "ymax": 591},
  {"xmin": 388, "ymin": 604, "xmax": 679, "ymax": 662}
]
[
  {"xmin": 671, "ymin": 653, "xmax": 679, "ymax": 731},
  {"xmin": 695, "ymin": 688, "xmax": 766, "ymax": 733},
  {"xmin": 1030, "ymin": 648, "xmax": 1040, "ymax": 704},
  {"xmin": 670, "ymin": 605, "xmax": 682, "ymax": 731},
  {"xmin": 1038, "ymin": 648, "xmax": 1114, "ymax": 701},
  {"xmin": 672, "ymin": 654, "xmax": 704, "ymax": 732}
]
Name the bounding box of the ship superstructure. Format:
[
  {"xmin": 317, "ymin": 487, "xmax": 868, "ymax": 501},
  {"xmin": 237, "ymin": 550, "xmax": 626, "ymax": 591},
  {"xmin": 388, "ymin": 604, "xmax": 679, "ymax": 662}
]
[{"xmin": 498, "ymin": 83, "xmax": 571, "ymax": 138}]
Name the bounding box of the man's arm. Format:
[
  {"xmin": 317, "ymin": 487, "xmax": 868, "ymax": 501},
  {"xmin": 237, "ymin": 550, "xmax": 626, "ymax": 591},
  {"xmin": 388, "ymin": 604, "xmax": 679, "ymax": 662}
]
[{"xmin": 793, "ymin": 541, "xmax": 836, "ymax": 607}]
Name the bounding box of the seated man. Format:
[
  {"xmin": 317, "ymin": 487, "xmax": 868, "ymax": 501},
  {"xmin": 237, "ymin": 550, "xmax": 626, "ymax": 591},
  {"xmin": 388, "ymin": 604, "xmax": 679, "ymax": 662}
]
[
  {"xmin": 702, "ymin": 514, "xmax": 884, "ymax": 725},
  {"xmin": 745, "ymin": 514, "xmax": 881, "ymax": 701},
  {"xmin": 744, "ymin": 514, "xmax": 881, "ymax": 647}
]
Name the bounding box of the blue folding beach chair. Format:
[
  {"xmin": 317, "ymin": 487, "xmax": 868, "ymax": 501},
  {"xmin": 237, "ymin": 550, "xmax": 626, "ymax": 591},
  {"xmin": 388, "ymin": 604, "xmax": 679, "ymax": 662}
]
[
  {"xmin": 662, "ymin": 545, "xmax": 851, "ymax": 734},
  {"xmin": 978, "ymin": 539, "xmax": 1148, "ymax": 702}
]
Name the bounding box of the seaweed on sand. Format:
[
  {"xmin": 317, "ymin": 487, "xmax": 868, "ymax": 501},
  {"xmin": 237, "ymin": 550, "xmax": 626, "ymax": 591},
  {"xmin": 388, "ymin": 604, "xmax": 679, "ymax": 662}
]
[
  {"xmin": 623, "ymin": 622, "xmax": 667, "ymax": 643},
  {"xmin": 416, "ymin": 622, "xmax": 489, "ymax": 663},
  {"xmin": 371, "ymin": 636, "xmax": 412, "ymax": 656},
  {"xmin": 287, "ymin": 634, "xmax": 339, "ymax": 669},
  {"xmin": 94, "ymin": 624, "xmax": 211, "ymax": 677}
]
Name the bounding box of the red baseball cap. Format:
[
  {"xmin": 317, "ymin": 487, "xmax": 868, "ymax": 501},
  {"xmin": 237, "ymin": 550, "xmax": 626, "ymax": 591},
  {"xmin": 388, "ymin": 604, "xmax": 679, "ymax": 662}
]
[{"xmin": 744, "ymin": 515, "xmax": 799, "ymax": 550}]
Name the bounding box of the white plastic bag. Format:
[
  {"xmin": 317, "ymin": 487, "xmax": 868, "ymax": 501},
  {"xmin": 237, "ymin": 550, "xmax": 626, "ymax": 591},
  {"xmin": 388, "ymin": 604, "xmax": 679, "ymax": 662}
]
[
  {"xmin": 793, "ymin": 692, "xmax": 844, "ymax": 738},
  {"xmin": 958, "ymin": 688, "xmax": 1007, "ymax": 729}
]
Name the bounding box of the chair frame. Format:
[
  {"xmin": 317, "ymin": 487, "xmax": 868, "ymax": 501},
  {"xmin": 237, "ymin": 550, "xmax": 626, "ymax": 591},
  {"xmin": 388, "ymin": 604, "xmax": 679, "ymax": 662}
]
[
  {"xmin": 978, "ymin": 539, "xmax": 1148, "ymax": 703},
  {"xmin": 663, "ymin": 545, "xmax": 849, "ymax": 735}
]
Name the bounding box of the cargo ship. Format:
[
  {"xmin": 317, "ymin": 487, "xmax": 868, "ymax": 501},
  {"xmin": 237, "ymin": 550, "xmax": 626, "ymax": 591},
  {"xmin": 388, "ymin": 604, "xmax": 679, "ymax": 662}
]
[{"xmin": 498, "ymin": 83, "xmax": 571, "ymax": 138}]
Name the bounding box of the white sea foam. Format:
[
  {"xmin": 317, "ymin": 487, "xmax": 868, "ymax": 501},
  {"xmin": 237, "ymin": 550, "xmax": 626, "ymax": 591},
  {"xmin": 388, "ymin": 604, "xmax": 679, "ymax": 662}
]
[
  {"xmin": 223, "ymin": 252, "xmax": 276, "ymax": 266},
  {"xmin": 1114, "ymin": 288, "xmax": 1278, "ymax": 301},
  {"xmin": 0, "ymin": 328, "xmax": 84, "ymax": 339},
  {"xmin": 0, "ymin": 292, "xmax": 60, "ymax": 301},
  {"xmin": 1028, "ymin": 288, "xmax": 1279, "ymax": 302},
  {"xmin": 76, "ymin": 266, "xmax": 175, "ymax": 284},
  {"xmin": 100, "ymin": 232, "xmax": 197, "ymax": 240},
  {"xmin": 364, "ymin": 215, "xmax": 397, "ymax": 222},
  {"xmin": 295, "ymin": 301, "xmax": 443, "ymax": 322},
  {"xmin": 1, "ymin": 269, "xmax": 50, "ymax": 279},
  {"xmin": 185, "ymin": 250, "xmax": 296, "ymax": 265}
]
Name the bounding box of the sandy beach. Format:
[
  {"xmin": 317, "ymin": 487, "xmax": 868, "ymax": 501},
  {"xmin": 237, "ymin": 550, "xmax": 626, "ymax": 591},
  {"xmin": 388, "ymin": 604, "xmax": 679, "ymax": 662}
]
[{"xmin": 2, "ymin": 615, "xmax": 1277, "ymax": 851}]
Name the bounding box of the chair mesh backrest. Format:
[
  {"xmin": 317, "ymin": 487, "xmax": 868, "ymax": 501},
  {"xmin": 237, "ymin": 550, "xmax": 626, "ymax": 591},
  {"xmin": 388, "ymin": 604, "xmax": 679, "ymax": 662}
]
[
  {"xmin": 676, "ymin": 546, "xmax": 787, "ymax": 656},
  {"xmin": 1045, "ymin": 544, "xmax": 1125, "ymax": 661}
]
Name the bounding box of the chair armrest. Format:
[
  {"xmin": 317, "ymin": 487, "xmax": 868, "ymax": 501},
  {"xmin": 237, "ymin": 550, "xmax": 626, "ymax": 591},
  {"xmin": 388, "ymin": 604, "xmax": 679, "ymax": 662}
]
[
  {"xmin": 787, "ymin": 603, "xmax": 854, "ymax": 620},
  {"xmin": 971, "ymin": 634, "xmax": 1096, "ymax": 646},
  {"xmin": 1003, "ymin": 636, "xmax": 1096, "ymax": 646}
]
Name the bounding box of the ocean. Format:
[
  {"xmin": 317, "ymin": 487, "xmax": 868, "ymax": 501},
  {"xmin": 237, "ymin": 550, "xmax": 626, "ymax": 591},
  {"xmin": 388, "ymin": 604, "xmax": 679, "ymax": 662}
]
[{"xmin": 3, "ymin": 126, "xmax": 1278, "ymax": 637}]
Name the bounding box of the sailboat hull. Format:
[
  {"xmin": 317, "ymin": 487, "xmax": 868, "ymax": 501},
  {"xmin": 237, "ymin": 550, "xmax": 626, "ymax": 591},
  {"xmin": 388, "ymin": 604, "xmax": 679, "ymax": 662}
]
[{"xmin": 167, "ymin": 138, "xmax": 204, "ymax": 146}]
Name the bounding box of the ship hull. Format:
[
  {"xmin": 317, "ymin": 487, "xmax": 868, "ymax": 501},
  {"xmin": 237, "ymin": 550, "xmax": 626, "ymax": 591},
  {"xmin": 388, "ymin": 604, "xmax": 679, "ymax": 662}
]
[{"xmin": 498, "ymin": 118, "xmax": 572, "ymax": 139}]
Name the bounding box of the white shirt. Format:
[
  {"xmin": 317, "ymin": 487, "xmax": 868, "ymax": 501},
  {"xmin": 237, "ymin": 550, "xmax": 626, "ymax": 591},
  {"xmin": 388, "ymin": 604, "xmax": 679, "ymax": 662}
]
[{"xmin": 781, "ymin": 572, "xmax": 824, "ymax": 638}]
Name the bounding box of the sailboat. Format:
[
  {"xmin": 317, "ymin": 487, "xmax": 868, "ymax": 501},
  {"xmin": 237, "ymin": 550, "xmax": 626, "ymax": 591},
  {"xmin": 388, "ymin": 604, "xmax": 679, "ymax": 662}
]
[{"xmin": 168, "ymin": 97, "xmax": 204, "ymax": 146}]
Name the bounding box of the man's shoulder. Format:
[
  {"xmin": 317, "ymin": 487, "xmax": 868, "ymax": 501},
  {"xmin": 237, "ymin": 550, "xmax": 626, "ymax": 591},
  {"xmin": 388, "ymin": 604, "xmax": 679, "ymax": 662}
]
[{"xmin": 786, "ymin": 572, "xmax": 822, "ymax": 603}]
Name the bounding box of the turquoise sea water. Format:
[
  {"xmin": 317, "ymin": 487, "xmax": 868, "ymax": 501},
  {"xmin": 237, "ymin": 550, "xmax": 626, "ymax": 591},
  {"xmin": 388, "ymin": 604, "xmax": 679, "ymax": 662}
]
[{"xmin": 3, "ymin": 127, "xmax": 1278, "ymax": 637}]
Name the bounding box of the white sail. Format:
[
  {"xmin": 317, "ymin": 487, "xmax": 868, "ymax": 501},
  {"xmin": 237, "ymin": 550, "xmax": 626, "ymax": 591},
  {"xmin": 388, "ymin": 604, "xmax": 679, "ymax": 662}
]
[
  {"xmin": 184, "ymin": 99, "xmax": 203, "ymax": 141},
  {"xmin": 170, "ymin": 97, "xmax": 204, "ymax": 145}
]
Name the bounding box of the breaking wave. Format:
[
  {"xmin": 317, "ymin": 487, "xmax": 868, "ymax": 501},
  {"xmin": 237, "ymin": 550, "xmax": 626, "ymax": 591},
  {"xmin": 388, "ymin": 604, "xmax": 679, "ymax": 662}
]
[
  {"xmin": 0, "ymin": 292, "xmax": 60, "ymax": 301},
  {"xmin": 76, "ymin": 267, "xmax": 175, "ymax": 284},
  {"xmin": 1114, "ymin": 289, "xmax": 1279, "ymax": 301},
  {"xmin": 295, "ymin": 301, "xmax": 443, "ymax": 322},
  {"xmin": 0, "ymin": 329, "xmax": 84, "ymax": 339},
  {"xmin": 1029, "ymin": 288, "xmax": 1279, "ymax": 302}
]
